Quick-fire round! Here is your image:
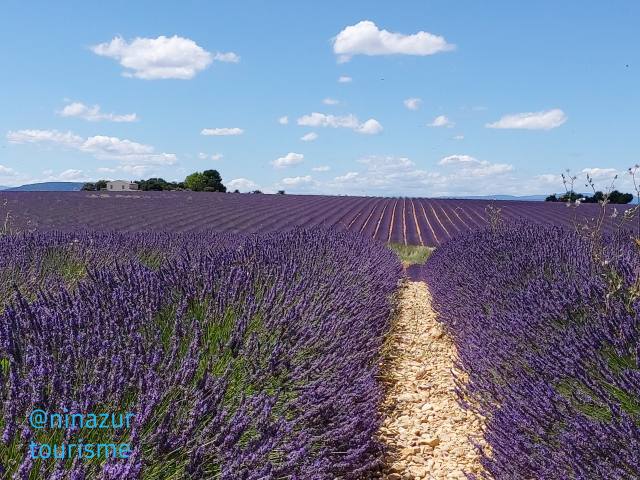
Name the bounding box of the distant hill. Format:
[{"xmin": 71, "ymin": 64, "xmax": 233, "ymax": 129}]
[
  {"xmin": 0, "ymin": 186, "xmax": 8, "ymax": 191},
  {"xmin": 3, "ymin": 182, "xmax": 85, "ymax": 192}
]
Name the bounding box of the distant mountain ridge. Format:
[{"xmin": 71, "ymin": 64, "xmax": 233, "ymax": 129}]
[{"xmin": 3, "ymin": 182, "xmax": 85, "ymax": 192}]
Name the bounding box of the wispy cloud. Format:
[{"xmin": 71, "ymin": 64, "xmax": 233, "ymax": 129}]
[
  {"xmin": 300, "ymin": 132, "xmax": 318, "ymax": 142},
  {"xmin": 403, "ymin": 98, "xmax": 422, "ymax": 110},
  {"xmin": 198, "ymin": 152, "xmax": 223, "ymax": 161},
  {"xmin": 201, "ymin": 127, "xmax": 244, "ymax": 136},
  {"xmin": 7, "ymin": 129, "xmax": 176, "ymax": 168},
  {"xmin": 212, "ymin": 51, "xmax": 240, "ymax": 63},
  {"xmin": 427, "ymin": 115, "xmax": 454, "ymax": 128},
  {"xmin": 58, "ymin": 102, "xmax": 137, "ymax": 122},
  {"xmin": 486, "ymin": 109, "xmax": 567, "ymax": 130},
  {"xmin": 0, "ymin": 165, "xmax": 18, "ymax": 177}
]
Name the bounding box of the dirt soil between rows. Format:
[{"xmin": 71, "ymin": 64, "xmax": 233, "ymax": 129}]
[{"xmin": 377, "ymin": 281, "xmax": 486, "ymax": 480}]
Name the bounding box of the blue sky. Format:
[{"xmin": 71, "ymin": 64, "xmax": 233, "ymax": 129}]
[{"xmin": 1, "ymin": 1, "xmax": 638, "ymax": 196}]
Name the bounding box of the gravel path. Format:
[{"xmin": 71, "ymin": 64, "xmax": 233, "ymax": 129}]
[{"xmin": 377, "ymin": 281, "xmax": 486, "ymax": 480}]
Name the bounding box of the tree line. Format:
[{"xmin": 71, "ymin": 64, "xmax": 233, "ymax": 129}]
[
  {"xmin": 82, "ymin": 170, "xmax": 288, "ymax": 194},
  {"xmin": 545, "ymin": 190, "xmax": 633, "ymax": 204},
  {"xmin": 83, "ymin": 170, "xmax": 228, "ymax": 193}
]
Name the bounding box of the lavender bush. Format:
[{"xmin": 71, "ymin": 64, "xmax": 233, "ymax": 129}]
[
  {"xmin": 0, "ymin": 228, "xmax": 402, "ymax": 479},
  {"xmin": 421, "ymin": 222, "xmax": 640, "ymax": 479}
]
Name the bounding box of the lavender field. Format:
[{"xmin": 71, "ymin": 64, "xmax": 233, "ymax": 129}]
[
  {"xmin": 0, "ymin": 229, "xmax": 402, "ymax": 478},
  {"xmin": 419, "ymin": 223, "xmax": 640, "ymax": 478},
  {"xmin": 1, "ymin": 190, "xmax": 639, "ymax": 479},
  {"xmin": 0, "ymin": 191, "xmax": 631, "ymax": 246}
]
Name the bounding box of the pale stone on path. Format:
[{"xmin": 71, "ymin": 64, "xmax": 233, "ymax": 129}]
[{"xmin": 377, "ymin": 281, "xmax": 487, "ymax": 479}]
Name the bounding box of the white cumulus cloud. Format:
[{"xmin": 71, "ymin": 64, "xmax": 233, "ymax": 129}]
[
  {"xmin": 428, "ymin": 115, "xmax": 454, "ymax": 128},
  {"xmin": 323, "ymin": 97, "xmax": 340, "ymax": 105},
  {"xmin": 536, "ymin": 173, "xmax": 563, "ymax": 184},
  {"xmin": 438, "ymin": 154, "xmax": 480, "ymax": 165},
  {"xmin": 333, "ymin": 20, "xmax": 455, "ymax": 63},
  {"xmin": 58, "ymin": 102, "xmax": 137, "ymax": 122},
  {"xmin": 312, "ymin": 155, "xmax": 521, "ymax": 196},
  {"xmin": 338, "ymin": 75, "xmax": 353, "ymax": 83},
  {"xmin": 486, "ymin": 108, "xmax": 567, "ymax": 130},
  {"xmin": 356, "ymin": 118, "xmax": 383, "ymax": 135},
  {"xmin": 281, "ymin": 175, "xmax": 313, "ymax": 186},
  {"xmin": 278, "ymin": 116, "xmax": 289, "ymax": 125},
  {"xmin": 201, "ymin": 127, "xmax": 244, "ymax": 136},
  {"xmin": 404, "ymin": 98, "xmax": 422, "ymax": 110},
  {"xmin": 312, "ymin": 165, "xmax": 330, "ymax": 172},
  {"xmin": 300, "ymin": 132, "xmax": 318, "ymax": 142},
  {"xmin": 91, "ymin": 35, "xmax": 229, "ymax": 80},
  {"xmin": 228, "ymin": 178, "xmax": 258, "ymax": 191},
  {"xmin": 297, "ymin": 112, "xmax": 382, "ymax": 135},
  {"xmin": 6, "ymin": 129, "xmax": 176, "ymax": 168},
  {"xmin": 272, "ymin": 152, "xmax": 304, "ymax": 169},
  {"xmin": 439, "ymin": 154, "xmax": 513, "ymax": 177},
  {"xmin": 298, "ymin": 112, "xmax": 358, "ymax": 128},
  {"xmin": 582, "ymin": 167, "xmax": 618, "ymax": 180}
]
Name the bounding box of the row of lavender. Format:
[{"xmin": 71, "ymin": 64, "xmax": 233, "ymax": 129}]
[
  {"xmin": 0, "ymin": 229, "xmax": 402, "ymax": 479},
  {"xmin": 2, "ymin": 191, "xmax": 628, "ymax": 247},
  {"xmin": 420, "ymin": 222, "xmax": 640, "ymax": 479}
]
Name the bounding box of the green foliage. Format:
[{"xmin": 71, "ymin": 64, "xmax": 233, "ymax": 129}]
[
  {"xmin": 136, "ymin": 177, "xmax": 184, "ymax": 191},
  {"xmin": 545, "ymin": 191, "xmax": 584, "ymax": 203},
  {"xmin": 184, "ymin": 170, "xmax": 226, "ymax": 192},
  {"xmin": 185, "ymin": 172, "xmax": 207, "ymax": 191},
  {"xmin": 388, "ymin": 243, "xmax": 433, "ymax": 265},
  {"xmin": 545, "ymin": 190, "xmax": 634, "ymax": 204},
  {"xmin": 601, "ymin": 190, "xmax": 633, "ymax": 204},
  {"xmin": 136, "ymin": 248, "xmax": 166, "ymax": 270},
  {"xmin": 81, "ymin": 180, "xmax": 110, "ymax": 191}
]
